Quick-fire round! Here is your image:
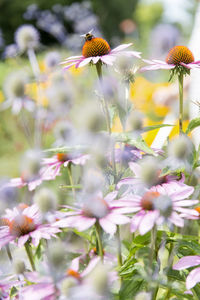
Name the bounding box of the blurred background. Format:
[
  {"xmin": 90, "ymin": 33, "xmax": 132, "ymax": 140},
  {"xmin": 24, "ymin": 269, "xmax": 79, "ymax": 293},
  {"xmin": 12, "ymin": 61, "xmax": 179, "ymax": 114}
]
[{"xmin": 0, "ymin": 0, "xmax": 199, "ymax": 177}]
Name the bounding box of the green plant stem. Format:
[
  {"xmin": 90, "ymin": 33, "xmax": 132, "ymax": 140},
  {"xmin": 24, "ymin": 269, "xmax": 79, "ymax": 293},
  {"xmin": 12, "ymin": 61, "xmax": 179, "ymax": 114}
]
[
  {"xmin": 67, "ymin": 164, "xmax": 76, "ymax": 200},
  {"xmin": 24, "ymin": 242, "xmax": 36, "ymax": 271},
  {"xmin": 116, "ymin": 225, "xmax": 122, "ymax": 267},
  {"xmin": 6, "ymin": 245, "xmax": 13, "ymax": 262},
  {"xmin": 95, "ymin": 222, "xmax": 104, "ymax": 262},
  {"xmin": 178, "ymin": 73, "xmax": 184, "ymax": 135},
  {"xmin": 95, "ymin": 62, "xmax": 117, "ymax": 177}
]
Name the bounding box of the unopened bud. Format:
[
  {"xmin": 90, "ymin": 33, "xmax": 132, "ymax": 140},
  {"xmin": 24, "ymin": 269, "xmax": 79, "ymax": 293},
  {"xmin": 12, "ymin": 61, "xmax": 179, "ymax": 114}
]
[
  {"xmin": 87, "ymin": 263, "xmax": 108, "ymax": 294},
  {"xmin": 48, "ymin": 241, "xmax": 66, "ymax": 268},
  {"xmin": 33, "ymin": 188, "xmax": 57, "ymax": 212},
  {"xmin": 127, "ymin": 110, "xmax": 144, "ymax": 131},
  {"xmin": 20, "ymin": 149, "xmax": 42, "ymax": 182},
  {"xmin": 140, "ymin": 157, "xmax": 159, "ymax": 186},
  {"xmin": 61, "ymin": 278, "xmax": 77, "ymax": 296},
  {"xmin": 44, "ymin": 51, "xmax": 60, "ymax": 69},
  {"xmin": 4, "ymin": 71, "xmax": 28, "ymax": 99},
  {"xmin": 135, "ymin": 292, "xmax": 151, "ymax": 300},
  {"xmin": 168, "ymin": 135, "xmax": 192, "ymax": 159}
]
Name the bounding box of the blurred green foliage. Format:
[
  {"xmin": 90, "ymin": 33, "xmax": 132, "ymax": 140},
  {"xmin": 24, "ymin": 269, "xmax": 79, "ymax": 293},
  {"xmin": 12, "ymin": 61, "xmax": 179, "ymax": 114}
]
[{"xmin": 0, "ymin": 0, "xmax": 139, "ymax": 46}]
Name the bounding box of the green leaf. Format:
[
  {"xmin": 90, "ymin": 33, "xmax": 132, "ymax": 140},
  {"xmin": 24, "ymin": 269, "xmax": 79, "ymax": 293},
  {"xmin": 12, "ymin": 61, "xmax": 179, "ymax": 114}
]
[
  {"xmin": 119, "ymin": 278, "xmax": 145, "ymax": 300},
  {"xmin": 109, "ymin": 105, "xmax": 117, "ymax": 128},
  {"xmin": 142, "ymin": 124, "xmax": 174, "ymax": 132},
  {"xmin": 112, "ymin": 132, "xmax": 156, "ymax": 155},
  {"xmin": 10, "ymin": 286, "xmax": 18, "ymax": 298},
  {"xmin": 185, "ymin": 117, "xmax": 200, "ymax": 134}
]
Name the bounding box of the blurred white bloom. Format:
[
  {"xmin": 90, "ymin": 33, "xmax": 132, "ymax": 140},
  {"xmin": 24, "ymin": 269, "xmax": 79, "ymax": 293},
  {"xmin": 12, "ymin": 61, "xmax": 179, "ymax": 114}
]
[
  {"xmin": 3, "ymin": 71, "xmax": 35, "ymax": 114},
  {"xmin": 15, "ymin": 24, "xmax": 39, "ymax": 52},
  {"xmin": 20, "ymin": 149, "xmax": 43, "ymax": 182},
  {"xmin": 33, "ymin": 187, "xmax": 57, "ymax": 213},
  {"xmin": 44, "ymin": 51, "xmax": 61, "ymax": 69}
]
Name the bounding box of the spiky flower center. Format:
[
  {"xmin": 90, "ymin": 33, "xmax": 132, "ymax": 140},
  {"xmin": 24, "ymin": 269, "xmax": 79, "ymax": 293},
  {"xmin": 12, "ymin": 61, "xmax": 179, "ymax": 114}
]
[
  {"xmin": 82, "ymin": 37, "xmax": 111, "ymax": 58},
  {"xmin": 57, "ymin": 153, "xmax": 69, "ymax": 162},
  {"xmin": 9, "ymin": 215, "xmax": 36, "ymax": 237},
  {"xmin": 166, "ymin": 46, "xmax": 194, "ymax": 65},
  {"xmin": 141, "ymin": 191, "xmax": 160, "ymax": 211},
  {"xmin": 83, "ymin": 198, "xmax": 109, "ymax": 218}
]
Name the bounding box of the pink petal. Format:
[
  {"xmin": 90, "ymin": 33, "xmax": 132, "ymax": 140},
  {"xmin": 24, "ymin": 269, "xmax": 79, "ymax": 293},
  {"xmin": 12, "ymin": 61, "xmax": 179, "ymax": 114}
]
[
  {"xmin": 186, "ymin": 267, "xmax": 200, "ymax": 290},
  {"xmin": 104, "ymin": 191, "xmax": 118, "ymax": 202},
  {"xmin": 129, "ymin": 162, "xmax": 141, "ymax": 177},
  {"xmin": 81, "ymin": 256, "xmax": 100, "ymax": 277},
  {"xmin": 111, "ymin": 43, "xmax": 133, "ymax": 52},
  {"xmin": 130, "ymin": 211, "xmax": 145, "ymax": 233},
  {"xmin": 139, "ymin": 210, "xmax": 159, "ymax": 235},
  {"xmin": 106, "ymin": 213, "xmax": 130, "ymax": 224},
  {"xmin": 100, "ymin": 55, "xmax": 115, "ymax": 65},
  {"xmin": 18, "ymin": 235, "xmax": 29, "ymax": 247},
  {"xmin": 78, "ymin": 57, "xmax": 92, "ymax": 67},
  {"xmin": 170, "ymin": 185, "xmax": 194, "ymax": 200},
  {"xmin": 173, "ymin": 256, "xmax": 200, "ymax": 270},
  {"xmin": 99, "ymin": 218, "xmax": 116, "ymax": 235},
  {"xmin": 169, "ymin": 211, "xmax": 184, "ymax": 227},
  {"xmin": 75, "ymin": 216, "xmax": 96, "ymax": 231},
  {"xmin": 92, "ymin": 56, "xmax": 100, "ymax": 64}
]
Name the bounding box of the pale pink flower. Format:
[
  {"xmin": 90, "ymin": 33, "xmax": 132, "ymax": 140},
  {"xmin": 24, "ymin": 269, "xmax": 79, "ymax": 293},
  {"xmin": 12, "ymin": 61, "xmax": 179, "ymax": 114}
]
[
  {"xmin": 119, "ymin": 184, "xmax": 198, "ymax": 235},
  {"xmin": 41, "ymin": 153, "xmax": 90, "ymax": 180},
  {"xmin": 54, "ymin": 191, "xmax": 131, "ymax": 235},
  {"xmin": 141, "ymin": 45, "xmax": 200, "ymax": 72},
  {"xmin": 0, "ymin": 204, "xmax": 60, "ymax": 248},
  {"xmin": 61, "ymin": 32, "xmax": 141, "ymax": 70},
  {"xmin": 173, "ymin": 256, "xmax": 200, "ymax": 290}
]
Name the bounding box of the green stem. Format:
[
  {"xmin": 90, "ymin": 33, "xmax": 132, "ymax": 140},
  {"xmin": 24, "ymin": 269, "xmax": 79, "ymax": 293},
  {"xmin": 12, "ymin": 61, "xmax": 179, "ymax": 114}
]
[
  {"xmin": 95, "ymin": 222, "xmax": 104, "ymax": 262},
  {"xmin": 67, "ymin": 164, "xmax": 76, "ymax": 200},
  {"xmin": 24, "ymin": 242, "xmax": 36, "ymax": 271},
  {"xmin": 178, "ymin": 73, "xmax": 184, "ymax": 135},
  {"xmin": 95, "ymin": 62, "xmax": 117, "ymax": 177},
  {"xmin": 6, "ymin": 245, "xmax": 13, "ymax": 262},
  {"xmin": 116, "ymin": 225, "xmax": 122, "ymax": 267}
]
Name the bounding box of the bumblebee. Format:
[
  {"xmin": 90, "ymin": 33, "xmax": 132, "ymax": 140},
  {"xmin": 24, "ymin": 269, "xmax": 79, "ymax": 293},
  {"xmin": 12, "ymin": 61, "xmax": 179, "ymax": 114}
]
[{"xmin": 81, "ymin": 30, "xmax": 94, "ymax": 41}]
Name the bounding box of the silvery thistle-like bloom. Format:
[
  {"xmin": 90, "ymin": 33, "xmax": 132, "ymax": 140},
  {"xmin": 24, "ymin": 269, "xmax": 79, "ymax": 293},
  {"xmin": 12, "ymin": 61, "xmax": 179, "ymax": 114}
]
[
  {"xmin": 61, "ymin": 31, "xmax": 141, "ymax": 70},
  {"xmin": 54, "ymin": 191, "xmax": 131, "ymax": 235},
  {"xmin": 141, "ymin": 45, "xmax": 200, "ymax": 72},
  {"xmin": 173, "ymin": 256, "xmax": 200, "ymax": 290},
  {"xmin": 3, "ymin": 71, "xmax": 35, "ymax": 114},
  {"xmin": 0, "ymin": 204, "xmax": 60, "ymax": 248},
  {"xmin": 15, "ymin": 24, "xmax": 39, "ymax": 52},
  {"xmin": 119, "ymin": 184, "xmax": 198, "ymax": 235}
]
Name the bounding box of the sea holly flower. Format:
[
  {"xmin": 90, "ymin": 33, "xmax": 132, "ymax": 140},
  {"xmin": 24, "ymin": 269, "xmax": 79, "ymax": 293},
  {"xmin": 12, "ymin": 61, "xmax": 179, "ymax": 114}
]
[
  {"xmin": 0, "ymin": 204, "xmax": 60, "ymax": 248},
  {"xmin": 173, "ymin": 256, "xmax": 200, "ymax": 290},
  {"xmin": 61, "ymin": 31, "xmax": 141, "ymax": 70},
  {"xmin": 41, "ymin": 153, "xmax": 90, "ymax": 180},
  {"xmin": 120, "ymin": 184, "xmax": 198, "ymax": 235},
  {"xmin": 54, "ymin": 191, "xmax": 131, "ymax": 235}
]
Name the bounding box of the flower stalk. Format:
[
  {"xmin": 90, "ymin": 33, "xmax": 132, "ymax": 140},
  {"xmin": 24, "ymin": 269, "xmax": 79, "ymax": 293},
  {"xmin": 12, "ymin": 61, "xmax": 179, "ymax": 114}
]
[
  {"xmin": 178, "ymin": 73, "xmax": 184, "ymax": 135},
  {"xmin": 67, "ymin": 163, "xmax": 76, "ymax": 200},
  {"xmin": 25, "ymin": 241, "xmax": 36, "ymax": 271},
  {"xmin": 95, "ymin": 221, "xmax": 104, "ymax": 262}
]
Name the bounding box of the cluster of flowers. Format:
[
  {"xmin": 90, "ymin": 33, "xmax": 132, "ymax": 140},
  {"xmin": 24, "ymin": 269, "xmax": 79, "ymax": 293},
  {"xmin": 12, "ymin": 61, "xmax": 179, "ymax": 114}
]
[{"xmin": 1, "ymin": 24, "xmax": 200, "ymax": 299}]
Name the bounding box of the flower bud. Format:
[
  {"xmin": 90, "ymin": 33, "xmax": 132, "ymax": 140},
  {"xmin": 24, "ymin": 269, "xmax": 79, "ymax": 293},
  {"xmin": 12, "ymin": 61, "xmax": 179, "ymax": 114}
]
[
  {"xmin": 154, "ymin": 195, "xmax": 172, "ymax": 218},
  {"xmin": 20, "ymin": 149, "xmax": 42, "ymax": 182},
  {"xmin": 140, "ymin": 157, "xmax": 160, "ymax": 187},
  {"xmin": 47, "ymin": 82, "xmax": 72, "ymax": 112},
  {"xmin": 87, "ymin": 262, "xmax": 108, "ymax": 294},
  {"xmin": 44, "ymin": 51, "xmax": 61, "ymax": 69},
  {"xmin": 33, "ymin": 188, "xmax": 57, "ymax": 213},
  {"xmin": 168, "ymin": 135, "xmax": 192, "ymax": 160},
  {"xmin": 48, "ymin": 241, "xmax": 66, "ymax": 268},
  {"xmin": 135, "ymin": 292, "xmax": 151, "ymax": 300},
  {"xmin": 14, "ymin": 259, "xmax": 26, "ymax": 274},
  {"xmin": 15, "ymin": 25, "xmax": 39, "ymax": 52},
  {"xmin": 127, "ymin": 110, "xmax": 144, "ymax": 131}
]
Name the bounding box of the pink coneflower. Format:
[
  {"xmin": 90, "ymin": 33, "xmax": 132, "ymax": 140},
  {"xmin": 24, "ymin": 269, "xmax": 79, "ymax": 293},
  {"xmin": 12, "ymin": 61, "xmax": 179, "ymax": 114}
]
[
  {"xmin": 141, "ymin": 45, "xmax": 200, "ymax": 71},
  {"xmin": 41, "ymin": 153, "xmax": 90, "ymax": 180},
  {"xmin": 54, "ymin": 191, "xmax": 131, "ymax": 235},
  {"xmin": 120, "ymin": 184, "xmax": 198, "ymax": 235},
  {"xmin": 173, "ymin": 256, "xmax": 200, "ymax": 290},
  {"xmin": 0, "ymin": 204, "xmax": 60, "ymax": 248},
  {"xmin": 61, "ymin": 31, "xmax": 141, "ymax": 70}
]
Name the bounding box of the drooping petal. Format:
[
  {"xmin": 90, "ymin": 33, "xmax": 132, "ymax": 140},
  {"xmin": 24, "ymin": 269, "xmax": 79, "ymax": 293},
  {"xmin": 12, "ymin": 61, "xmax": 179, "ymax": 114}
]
[
  {"xmin": 99, "ymin": 218, "xmax": 116, "ymax": 235},
  {"xmin": 130, "ymin": 211, "xmax": 145, "ymax": 233},
  {"xmin": 78, "ymin": 57, "xmax": 92, "ymax": 68},
  {"xmin": 111, "ymin": 43, "xmax": 133, "ymax": 52},
  {"xmin": 186, "ymin": 267, "xmax": 200, "ymax": 290},
  {"xmin": 106, "ymin": 213, "xmax": 130, "ymax": 224},
  {"xmin": 138, "ymin": 210, "xmax": 159, "ymax": 235},
  {"xmin": 173, "ymin": 256, "xmax": 200, "ymax": 270},
  {"xmin": 169, "ymin": 211, "xmax": 184, "ymax": 227}
]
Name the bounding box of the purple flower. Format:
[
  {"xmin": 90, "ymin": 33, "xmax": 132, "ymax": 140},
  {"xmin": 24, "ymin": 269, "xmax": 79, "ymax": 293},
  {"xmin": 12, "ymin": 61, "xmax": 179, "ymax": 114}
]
[
  {"xmin": 54, "ymin": 191, "xmax": 131, "ymax": 235},
  {"xmin": 119, "ymin": 184, "xmax": 198, "ymax": 235},
  {"xmin": 141, "ymin": 45, "xmax": 200, "ymax": 72},
  {"xmin": 61, "ymin": 31, "xmax": 141, "ymax": 70},
  {"xmin": 173, "ymin": 256, "xmax": 200, "ymax": 290},
  {"xmin": 41, "ymin": 153, "xmax": 90, "ymax": 180},
  {"xmin": 0, "ymin": 204, "xmax": 60, "ymax": 248}
]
